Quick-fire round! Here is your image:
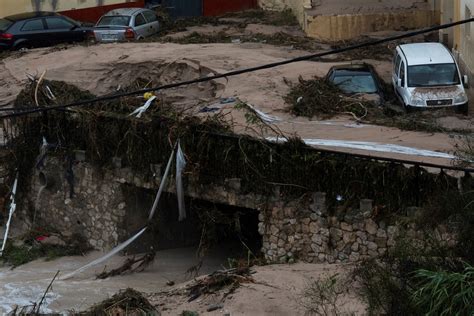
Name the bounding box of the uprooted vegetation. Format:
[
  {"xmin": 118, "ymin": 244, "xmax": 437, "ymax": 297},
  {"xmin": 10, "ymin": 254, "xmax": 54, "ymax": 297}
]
[
  {"xmin": 1, "ymin": 230, "xmax": 91, "ymax": 268},
  {"xmin": 285, "ymin": 76, "xmax": 473, "ymax": 134},
  {"xmin": 161, "ymin": 31, "xmax": 322, "ymax": 51},
  {"xmin": 285, "ymin": 76, "xmax": 375, "ymax": 120},
  {"xmin": 222, "ymin": 9, "xmax": 299, "ymax": 26},
  {"xmin": 160, "ymin": 8, "xmax": 299, "ymax": 33},
  {"xmin": 186, "ymin": 267, "xmax": 253, "ymax": 302},
  {"xmin": 456, "ymin": 135, "xmax": 474, "ymax": 163},
  {"xmin": 329, "ymin": 37, "xmax": 395, "ymax": 62},
  {"xmin": 150, "ymin": 267, "xmax": 254, "ymax": 313},
  {"xmin": 81, "ymin": 288, "xmax": 158, "ymax": 315},
  {"xmin": 8, "ymin": 80, "xmax": 468, "ymax": 217}
]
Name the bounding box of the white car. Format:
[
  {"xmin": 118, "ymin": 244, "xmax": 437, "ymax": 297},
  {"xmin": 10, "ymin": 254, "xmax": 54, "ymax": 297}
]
[
  {"xmin": 93, "ymin": 8, "xmax": 159, "ymax": 42},
  {"xmin": 392, "ymin": 42, "xmax": 469, "ymax": 113}
]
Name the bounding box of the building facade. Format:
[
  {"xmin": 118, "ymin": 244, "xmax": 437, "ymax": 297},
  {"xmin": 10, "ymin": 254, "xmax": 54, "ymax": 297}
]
[
  {"xmin": 1, "ymin": 0, "xmax": 258, "ymax": 21},
  {"xmin": 0, "ymin": 0, "xmax": 145, "ymax": 23},
  {"xmin": 440, "ymin": 0, "xmax": 474, "ymax": 113}
]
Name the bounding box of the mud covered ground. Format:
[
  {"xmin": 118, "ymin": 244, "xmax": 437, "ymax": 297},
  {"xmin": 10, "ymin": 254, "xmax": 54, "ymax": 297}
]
[
  {"xmin": 2, "ymin": 40, "xmax": 472, "ymax": 166},
  {"xmin": 0, "ymin": 248, "xmax": 366, "ymax": 315}
]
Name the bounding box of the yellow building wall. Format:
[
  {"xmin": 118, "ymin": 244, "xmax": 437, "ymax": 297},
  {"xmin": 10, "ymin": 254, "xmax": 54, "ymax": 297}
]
[
  {"xmin": 1, "ymin": 0, "xmax": 127, "ymax": 17},
  {"xmin": 450, "ymin": 0, "xmax": 474, "ymax": 115},
  {"xmin": 456, "ymin": 0, "xmax": 474, "ymax": 72}
]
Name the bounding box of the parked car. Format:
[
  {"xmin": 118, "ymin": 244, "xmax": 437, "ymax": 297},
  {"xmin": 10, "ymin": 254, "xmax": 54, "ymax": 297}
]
[
  {"xmin": 0, "ymin": 12, "xmax": 91, "ymax": 50},
  {"xmin": 326, "ymin": 63, "xmax": 384, "ymax": 105},
  {"xmin": 93, "ymin": 8, "xmax": 160, "ymax": 42},
  {"xmin": 392, "ymin": 42, "xmax": 469, "ymax": 113}
]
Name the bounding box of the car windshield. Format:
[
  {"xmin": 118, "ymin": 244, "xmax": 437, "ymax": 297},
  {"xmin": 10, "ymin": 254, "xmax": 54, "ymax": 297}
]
[
  {"xmin": 332, "ymin": 73, "xmax": 378, "ymax": 94},
  {"xmin": 97, "ymin": 16, "xmax": 130, "ymax": 26},
  {"xmin": 408, "ymin": 64, "xmax": 460, "ymax": 87},
  {"xmin": 0, "ymin": 19, "xmax": 13, "ymax": 31}
]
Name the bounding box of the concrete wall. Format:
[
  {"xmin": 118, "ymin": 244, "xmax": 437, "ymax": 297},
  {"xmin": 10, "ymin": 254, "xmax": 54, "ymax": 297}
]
[
  {"xmin": 259, "ymin": 0, "xmax": 439, "ymax": 41},
  {"xmin": 0, "ymin": 0, "xmax": 140, "ymax": 18},
  {"xmin": 305, "ymin": 9, "xmax": 438, "ymax": 41},
  {"xmin": 258, "ymin": 0, "xmax": 310, "ymax": 27}
]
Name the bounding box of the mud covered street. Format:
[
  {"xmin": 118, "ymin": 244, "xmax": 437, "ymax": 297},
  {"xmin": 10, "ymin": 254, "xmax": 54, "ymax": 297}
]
[
  {"xmin": 1, "ymin": 40, "xmax": 472, "ymax": 165},
  {"xmin": 0, "ymin": 5, "xmax": 473, "ymax": 316}
]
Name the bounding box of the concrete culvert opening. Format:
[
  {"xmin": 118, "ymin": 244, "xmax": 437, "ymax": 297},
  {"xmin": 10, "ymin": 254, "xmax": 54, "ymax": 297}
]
[{"xmin": 121, "ymin": 186, "xmax": 262, "ymax": 262}]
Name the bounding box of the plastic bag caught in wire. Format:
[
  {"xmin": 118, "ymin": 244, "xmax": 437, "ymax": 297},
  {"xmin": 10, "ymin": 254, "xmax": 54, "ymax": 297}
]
[
  {"xmin": 176, "ymin": 140, "xmax": 187, "ymax": 221},
  {"xmin": 129, "ymin": 96, "xmax": 157, "ymax": 118}
]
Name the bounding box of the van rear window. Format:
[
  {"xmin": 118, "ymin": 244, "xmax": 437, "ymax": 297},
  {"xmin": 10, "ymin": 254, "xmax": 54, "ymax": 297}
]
[
  {"xmin": 408, "ymin": 64, "xmax": 460, "ymax": 87},
  {"xmin": 0, "ymin": 19, "xmax": 13, "ymax": 31}
]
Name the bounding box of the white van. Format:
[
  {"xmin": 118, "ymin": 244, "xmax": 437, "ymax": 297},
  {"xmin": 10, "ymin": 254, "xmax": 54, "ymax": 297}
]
[{"xmin": 392, "ymin": 42, "xmax": 469, "ymax": 113}]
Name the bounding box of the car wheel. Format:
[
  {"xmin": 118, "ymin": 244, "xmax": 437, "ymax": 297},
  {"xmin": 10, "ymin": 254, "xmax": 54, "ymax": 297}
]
[
  {"xmin": 403, "ymin": 103, "xmax": 412, "ymax": 113},
  {"xmin": 455, "ymin": 103, "xmax": 468, "ymax": 115},
  {"xmin": 15, "ymin": 42, "xmax": 31, "ymax": 52}
]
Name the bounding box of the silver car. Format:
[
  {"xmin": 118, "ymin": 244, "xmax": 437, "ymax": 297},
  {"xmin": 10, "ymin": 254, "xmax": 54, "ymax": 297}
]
[{"xmin": 93, "ymin": 8, "xmax": 159, "ymax": 42}]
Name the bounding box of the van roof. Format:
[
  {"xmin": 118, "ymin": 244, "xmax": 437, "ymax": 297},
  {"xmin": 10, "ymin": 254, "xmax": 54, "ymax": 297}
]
[{"xmin": 399, "ymin": 43, "xmax": 454, "ymax": 66}]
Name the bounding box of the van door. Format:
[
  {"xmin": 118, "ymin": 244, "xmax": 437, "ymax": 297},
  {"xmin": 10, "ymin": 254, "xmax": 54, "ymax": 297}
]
[
  {"xmin": 396, "ymin": 60, "xmax": 407, "ymax": 104},
  {"xmin": 392, "ymin": 52, "xmax": 402, "ymax": 87}
]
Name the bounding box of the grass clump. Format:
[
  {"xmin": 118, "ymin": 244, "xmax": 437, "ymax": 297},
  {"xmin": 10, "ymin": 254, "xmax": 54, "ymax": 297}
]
[
  {"xmin": 411, "ymin": 264, "xmax": 474, "ymax": 316},
  {"xmin": 301, "ymin": 274, "xmax": 348, "ymax": 316},
  {"xmin": 2, "ymin": 232, "xmax": 91, "ymax": 268},
  {"xmin": 354, "ymin": 191, "xmax": 474, "ymax": 315}
]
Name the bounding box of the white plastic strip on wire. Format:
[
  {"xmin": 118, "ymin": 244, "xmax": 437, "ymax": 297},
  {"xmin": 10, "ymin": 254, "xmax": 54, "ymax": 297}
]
[
  {"xmin": 266, "ymin": 137, "xmax": 457, "ymax": 160},
  {"xmin": 129, "ymin": 96, "xmax": 157, "ymax": 118},
  {"xmin": 60, "ymin": 227, "xmax": 147, "ymax": 280},
  {"xmin": 61, "ymin": 145, "xmax": 177, "ymax": 280},
  {"xmin": 0, "ymin": 173, "xmax": 18, "ymax": 257},
  {"xmin": 246, "ymin": 103, "xmax": 281, "ymax": 124},
  {"xmin": 148, "ymin": 146, "xmax": 176, "ymax": 221},
  {"xmin": 176, "ymin": 140, "xmax": 186, "ymax": 221}
]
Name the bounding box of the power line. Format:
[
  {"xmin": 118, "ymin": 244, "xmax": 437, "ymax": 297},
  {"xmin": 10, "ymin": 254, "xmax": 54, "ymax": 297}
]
[{"xmin": 2, "ymin": 17, "xmax": 474, "ymax": 119}]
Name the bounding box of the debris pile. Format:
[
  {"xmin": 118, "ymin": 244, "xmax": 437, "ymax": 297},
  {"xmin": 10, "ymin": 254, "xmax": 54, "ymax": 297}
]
[
  {"xmin": 331, "ymin": 37, "xmax": 394, "ymax": 61},
  {"xmin": 222, "ymin": 9, "xmax": 298, "ymax": 26},
  {"xmin": 186, "ymin": 267, "xmax": 254, "ymax": 302},
  {"xmin": 96, "ymin": 252, "xmax": 156, "ymax": 279},
  {"xmin": 8, "ymin": 79, "xmax": 465, "ymax": 226},
  {"xmin": 285, "ymin": 76, "xmax": 473, "ymax": 134},
  {"xmin": 285, "ymin": 76, "xmax": 374, "ymax": 119},
  {"xmin": 84, "ymin": 288, "xmax": 159, "ymax": 316}
]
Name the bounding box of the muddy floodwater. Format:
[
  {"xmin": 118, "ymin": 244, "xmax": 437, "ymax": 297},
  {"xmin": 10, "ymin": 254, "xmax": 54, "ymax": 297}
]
[{"xmin": 0, "ymin": 247, "xmax": 225, "ymax": 314}]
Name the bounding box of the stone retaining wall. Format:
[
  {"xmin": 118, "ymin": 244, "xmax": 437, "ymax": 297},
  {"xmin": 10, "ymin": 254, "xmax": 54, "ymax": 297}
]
[
  {"xmin": 26, "ymin": 159, "xmax": 128, "ymax": 249},
  {"xmin": 18, "ymin": 155, "xmax": 456, "ymax": 261},
  {"xmin": 258, "ymin": 193, "xmax": 455, "ymax": 263}
]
